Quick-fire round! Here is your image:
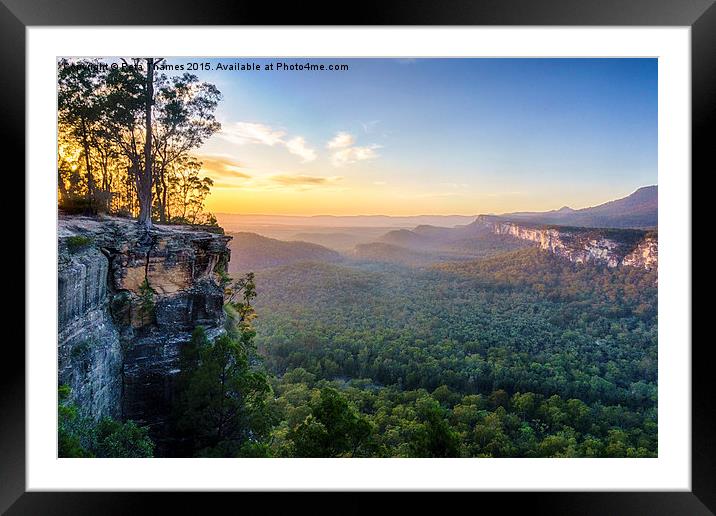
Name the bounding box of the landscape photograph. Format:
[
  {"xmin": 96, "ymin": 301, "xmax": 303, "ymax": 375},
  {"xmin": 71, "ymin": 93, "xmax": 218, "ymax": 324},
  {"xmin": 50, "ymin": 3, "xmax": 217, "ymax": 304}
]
[{"xmin": 57, "ymin": 57, "xmax": 658, "ymax": 458}]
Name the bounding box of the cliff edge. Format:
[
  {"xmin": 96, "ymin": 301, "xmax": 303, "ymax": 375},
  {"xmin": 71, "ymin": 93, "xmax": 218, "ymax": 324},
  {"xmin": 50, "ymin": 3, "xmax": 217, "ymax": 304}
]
[
  {"xmin": 58, "ymin": 216, "xmax": 231, "ymax": 445},
  {"xmin": 471, "ymin": 215, "xmax": 657, "ymax": 271}
]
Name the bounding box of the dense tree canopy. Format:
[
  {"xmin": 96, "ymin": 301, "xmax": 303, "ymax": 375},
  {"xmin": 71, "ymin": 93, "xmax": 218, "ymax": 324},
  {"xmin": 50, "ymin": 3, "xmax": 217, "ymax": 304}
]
[
  {"xmin": 61, "ymin": 245, "xmax": 656, "ymax": 458},
  {"xmin": 247, "ymin": 248, "xmax": 657, "ymax": 457},
  {"xmin": 170, "ymin": 248, "xmax": 657, "ymax": 458}
]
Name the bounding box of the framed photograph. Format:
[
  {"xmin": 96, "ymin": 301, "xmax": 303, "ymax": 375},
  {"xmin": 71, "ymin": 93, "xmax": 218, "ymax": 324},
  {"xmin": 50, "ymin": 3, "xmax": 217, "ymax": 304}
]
[{"xmin": 6, "ymin": 0, "xmax": 710, "ymax": 512}]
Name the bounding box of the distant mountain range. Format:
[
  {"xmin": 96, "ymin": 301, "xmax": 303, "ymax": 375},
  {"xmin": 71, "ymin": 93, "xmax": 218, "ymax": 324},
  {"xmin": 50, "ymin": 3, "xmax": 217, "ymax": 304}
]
[
  {"xmin": 356, "ymin": 186, "xmax": 657, "ymax": 266},
  {"xmin": 216, "ymin": 213, "xmax": 477, "ymax": 232},
  {"xmin": 290, "ymin": 231, "xmax": 379, "ymax": 252},
  {"xmin": 225, "ymin": 186, "xmax": 657, "ymax": 271},
  {"xmin": 227, "ymin": 232, "xmax": 341, "ymax": 273},
  {"xmin": 498, "ymin": 185, "xmax": 657, "ymax": 229},
  {"xmin": 363, "ymin": 223, "xmax": 531, "ymax": 265}
]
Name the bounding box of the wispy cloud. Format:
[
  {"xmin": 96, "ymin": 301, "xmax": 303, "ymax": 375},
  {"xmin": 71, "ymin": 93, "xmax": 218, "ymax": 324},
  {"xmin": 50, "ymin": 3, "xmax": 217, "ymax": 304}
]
[
  {"xmin": 326, "ymin": 131, "xmax": 355, "ymax": 149},
  {"xmin": 326, "ymin": 131, "xmax": 381, "ymax": 167},
  {"xmin": 361, "ymin": 120, "xmax": 380, "ymax": 134},
  {"xmin": 218, "ymin": 121, "xmax": 317, "ymax": 162},
  {"xmin": 440, "ymin": 182, "xmax": 470, "ymax": 189},
  {"xmin": 209, "ymin": 170, "xmax": 344, "ymax": 192},
  {"xmin": 199, "ymin": 154, "xmax": 252, "ymax": 179},
  {"xmin": 331, "ymin": 144, "xmax": 381, "ymax": 167},
  {"xmin": 220, "ymin": 122, "xmax": 285, "ymax": 146},
  {"xmin": 212, "ymin": 180, "xmax": 247, "ymax": 189},
  {"xmin": 269, "ymin": 174, "xmax": 342, "ymax": 186},
  {"xmin": 285, "ymin": 137, "xmax": 317, "ymax": 163}
]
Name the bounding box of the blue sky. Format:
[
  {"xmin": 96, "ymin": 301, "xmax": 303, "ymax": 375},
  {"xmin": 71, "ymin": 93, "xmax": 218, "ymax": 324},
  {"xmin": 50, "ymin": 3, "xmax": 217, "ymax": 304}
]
[{"xmin": 166, "ymin": 58, "xmax": 657, "ymax": 215}]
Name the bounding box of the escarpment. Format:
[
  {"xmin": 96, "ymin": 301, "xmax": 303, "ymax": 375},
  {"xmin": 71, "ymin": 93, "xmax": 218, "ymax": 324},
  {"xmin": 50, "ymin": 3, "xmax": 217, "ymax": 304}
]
[
  {"xmin": 58, "ymin": 242, "xmax": 123, "ymax": 420},
  {"xmin": 58, "ymin": 216, "xmax": 231, "ymax": 446},
  {"xmin": 621, "ymin": 233, "xmax": 658, "ymax": 270},
  {"xmin": 472, "ymin": 215, "xmax": 658, "ymax": 270}
]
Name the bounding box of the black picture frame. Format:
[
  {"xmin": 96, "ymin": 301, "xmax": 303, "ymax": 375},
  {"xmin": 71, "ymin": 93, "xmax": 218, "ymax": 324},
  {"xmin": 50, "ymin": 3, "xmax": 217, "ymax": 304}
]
[{"xmin": 4, "ymin": 0, "xmax": 710, "ymax": 513}]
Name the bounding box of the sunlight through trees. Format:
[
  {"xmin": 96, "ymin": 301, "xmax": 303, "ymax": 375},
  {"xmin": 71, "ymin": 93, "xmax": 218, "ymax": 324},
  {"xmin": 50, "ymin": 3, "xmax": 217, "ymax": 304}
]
[{"xmin": 57, "ymin": 58, "xmax": 222, "ymax": 226}]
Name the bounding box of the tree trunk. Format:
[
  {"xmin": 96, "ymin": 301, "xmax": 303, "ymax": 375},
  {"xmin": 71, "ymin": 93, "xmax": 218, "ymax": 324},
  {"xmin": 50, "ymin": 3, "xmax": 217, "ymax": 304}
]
[
  {"xmin": 154, "ymin": 176, "xmax": 163, "ymax": 221},
  {"xmin": 100, "ymin": 153, "xmax": 111, "ymax": 212},
  {"xmin": 80, "ymin": 118, "xmax": 95, "ymax": 211},
  {"xmin": 138, "ymin": 58, "xmax": 155, "ymax": 229},
  {"xmin": 160, "ymin": 166, "xmax": 168, "ymax": 223}
]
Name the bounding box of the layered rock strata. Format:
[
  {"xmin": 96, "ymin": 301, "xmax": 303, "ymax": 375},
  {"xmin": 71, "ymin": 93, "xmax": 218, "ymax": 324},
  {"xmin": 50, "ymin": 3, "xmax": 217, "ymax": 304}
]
[
  {"xmin": 58, "ymin": 216, "xmax": 231, "ymax": 442},
  {"xmin": 472, "ymin": 215, "xmax": 657, "ymax": 270}
]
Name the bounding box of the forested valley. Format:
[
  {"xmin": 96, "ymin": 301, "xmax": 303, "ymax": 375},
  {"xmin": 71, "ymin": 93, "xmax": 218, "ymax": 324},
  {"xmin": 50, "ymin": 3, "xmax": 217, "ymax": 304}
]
[
  {"xmin": 60, "ymin": 238, "xmax": 657, "ymax": 458},
  {"xmin": 250, "ymin": 248, "xmax": 657, "ymax": 457},
  {"xmin": 56, "ymin": 58, "xmax": 657, "ymax": 459}
]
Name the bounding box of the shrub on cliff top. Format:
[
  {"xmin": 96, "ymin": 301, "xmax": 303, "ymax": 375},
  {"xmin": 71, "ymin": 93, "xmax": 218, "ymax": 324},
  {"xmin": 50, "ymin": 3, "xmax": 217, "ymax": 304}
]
[{"xmin": 66, "ymin": 235, "xmax": 93, "ymax": 253}]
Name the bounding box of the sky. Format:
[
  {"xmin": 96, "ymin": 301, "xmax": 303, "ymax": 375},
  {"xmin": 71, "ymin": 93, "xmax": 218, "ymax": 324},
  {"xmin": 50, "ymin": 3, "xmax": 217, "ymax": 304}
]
[{"xmin": 165, "ymin": 58, "xmax": 657, "ymax": 216}]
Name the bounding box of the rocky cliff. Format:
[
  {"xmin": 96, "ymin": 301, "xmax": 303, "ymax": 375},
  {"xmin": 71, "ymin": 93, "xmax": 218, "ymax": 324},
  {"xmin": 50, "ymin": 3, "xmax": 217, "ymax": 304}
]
[
  {"xmin": 58, "ymin": 242, "xmax": 123, "ymax": 419},
  {"xmin": 472, "ymin": 215, "xmax": 658, "ymax": 270},
  {"xmin": 58, "ymin": 216, "xmax": 231, "ymax": 443}
]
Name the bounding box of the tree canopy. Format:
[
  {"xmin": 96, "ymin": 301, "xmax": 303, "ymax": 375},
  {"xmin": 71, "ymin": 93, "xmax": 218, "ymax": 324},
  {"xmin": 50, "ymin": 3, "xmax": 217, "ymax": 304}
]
[
  {"xmin": 167, "ymin": 250, "xmax": 657, "ymax": 458},
  {"xmin": 57, "ymin": 58, "xmax": 222, "ymax": 227}
]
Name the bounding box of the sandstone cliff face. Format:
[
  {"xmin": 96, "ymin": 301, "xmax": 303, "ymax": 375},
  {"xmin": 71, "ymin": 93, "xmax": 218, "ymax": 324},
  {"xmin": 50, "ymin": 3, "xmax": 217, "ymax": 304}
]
[
  {"xmin": 58, "ymin": 244, "xmax": 122, "ymax": 419},
  {"xmin": 621, "ymin": 233, "xmax": 658, "ymax": 270},
  {"xmin": 473, "ymin": 215, "xmax": 657, "ymax": 270},
  {"xmin": 58, "ymin": 216, "xmax": 231, "ymax": 438}
]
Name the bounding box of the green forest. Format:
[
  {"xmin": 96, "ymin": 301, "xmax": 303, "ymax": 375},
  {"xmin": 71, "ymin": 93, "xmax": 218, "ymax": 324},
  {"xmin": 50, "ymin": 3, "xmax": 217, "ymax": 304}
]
[
  {"xmin": 56, "ymin": 57, "xmax": 658, "ymax": 459},
  {"xmin": 61, "ymin": 247, "xmax": 657, "ymax": 458},
  {"xmin": 253, "ymin": 248, "xmax": 658, "ymax": 457}
]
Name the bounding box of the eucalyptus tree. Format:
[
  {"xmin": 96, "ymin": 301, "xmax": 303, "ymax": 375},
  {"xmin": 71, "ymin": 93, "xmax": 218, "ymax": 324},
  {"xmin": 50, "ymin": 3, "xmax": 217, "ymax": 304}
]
[
  {"xmin": 102, "ymin": 60, "xmax": 148, "ymax": 221},
  {"xmin": 59, "ymin": 57, "xmax": 222, "ymax": 228},
  {"xmin": 57, "ymin": 58, "xmax": 104, "ymax": 210},
  {"xmin": 140, "ymin": 57, "xmax": 157, "ymax": 228},
  {"xmin": 153, "ymin": 72, "xmax": 222, "ymax": 223},
  {"xmin": 102, "ymin": 57, "xmax": 162, "ymax": 229},
  {"xmin": 166, "ymin": 156, "xmax": 214, "ymax": 223}
]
